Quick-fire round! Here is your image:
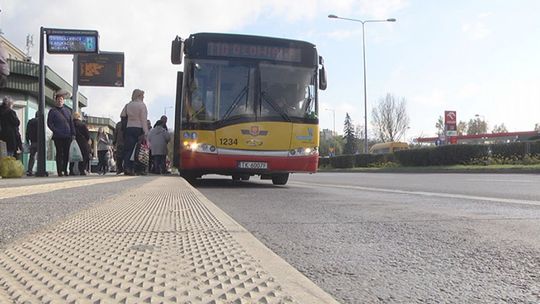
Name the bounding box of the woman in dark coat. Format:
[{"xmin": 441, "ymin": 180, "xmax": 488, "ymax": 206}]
[
  {"xmin": 70, "ymin": 112, "xmax": 91, "ymax": 175},
  {"xmin": 0, "ymin": 96, "xmax": 21, "ymax": 156}
]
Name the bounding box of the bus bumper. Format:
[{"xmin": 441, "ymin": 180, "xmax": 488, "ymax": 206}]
[{"xmin": 180, "ymin": 152, "xmax": 318, "ymax": 173}]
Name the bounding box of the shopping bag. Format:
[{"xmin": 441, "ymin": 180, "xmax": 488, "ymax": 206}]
[
  {"xmin": 0, "ymin": 156, "xmax": 24, "ymax": 178},
  {"xmin": 68, "ymin": 139, "xmax": 83, "ymax": 162},
  {"xmin": 136, "ymin": 141, "xmax": 150, "ymax": 166}
]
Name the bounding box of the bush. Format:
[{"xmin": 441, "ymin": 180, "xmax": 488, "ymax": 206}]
[
  {"xmin": 355, "ymin": 154, "xmax": 383, "ymax": 167},
  {"xmin": 0, "ymin": 156, "xmax": 24, "ymax": 178},
  {"xmin": 318, "ymin": 157, "xmax": 330, "ymax": 168},
  {"xmin": 330, "ymin": 155, "xmax": 355, "ymax": 168},
  {"xmin": 394, "ymin": 145, "xmax": 488, "ymax": 166}
]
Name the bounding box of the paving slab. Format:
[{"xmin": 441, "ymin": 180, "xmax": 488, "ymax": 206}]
[{"xmin": 0, "ymin": 177, "xmax": 338, "ymax": 303}]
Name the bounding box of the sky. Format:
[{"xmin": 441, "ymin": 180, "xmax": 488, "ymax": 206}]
[{"xmin": 2, "ymin": 0, "xmax": 540, "ymax": 141}]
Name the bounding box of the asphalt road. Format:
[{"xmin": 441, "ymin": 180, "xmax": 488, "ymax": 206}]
[{"xmin": 194, "ymin": 172, "xmax": 540, "ymax": 303}]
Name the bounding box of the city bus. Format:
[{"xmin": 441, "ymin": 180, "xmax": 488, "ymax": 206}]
[{"xmin": 170, "ymin": 32, "xmax": 327, "ymax": 185}]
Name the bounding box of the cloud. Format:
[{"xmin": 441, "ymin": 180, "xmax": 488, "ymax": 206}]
[
  {"xmin": 411, "ymin": 89, "xmax": 447, "ymax": 108},
  {"xmin": 461, "ymin": 12, "xmax": 492, "ymax": 40},
  {"xmin": 1, "ymin": 0, "xmax": 409, "ymax": 125},
  {"xmin": 2, "ymin": 0, "xmax": 265, "ymax": 122}
]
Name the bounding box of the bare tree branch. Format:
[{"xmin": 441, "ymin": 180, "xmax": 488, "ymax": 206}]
[{"xmin": 371, "ymin": 93, "xmax": 410, "ymax": 142}]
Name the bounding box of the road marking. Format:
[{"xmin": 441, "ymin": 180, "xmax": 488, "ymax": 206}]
[
  {"xmin": 466, "ymin": 178, "xmax": 535, "ymax": 183},
  {"xmin": 290, "ymin": 181, "xmax": 540, "ymax": 206},
  {"xmin": 0, "ymin": 176, "xmax": 136, "ymax": 200}
]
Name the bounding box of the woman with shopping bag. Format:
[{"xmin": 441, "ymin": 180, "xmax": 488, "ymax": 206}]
[
  {"xmin": 69, "ymin": 112, "xmax": 91, "ymax": 175},
  {"xmin": 120, "ymin": 89, "xmax": 148, "ymax": 176}
]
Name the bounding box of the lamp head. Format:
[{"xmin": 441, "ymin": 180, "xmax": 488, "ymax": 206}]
[
  {"xmin": 328, "ymin": 14, "xmax": 338, "ymax": 19},
  {"xmin": 387, "ymin": 18, "xmax": 397, "ymax": 22}
]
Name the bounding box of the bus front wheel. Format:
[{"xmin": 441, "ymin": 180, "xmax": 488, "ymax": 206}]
[{"xmin": 271, "ymin": 173, "xmax": 289, "ymax": 185}]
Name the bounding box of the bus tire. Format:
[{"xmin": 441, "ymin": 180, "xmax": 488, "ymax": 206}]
[
  {"xmin": 271, "ymin": 173, "xmax": 289, "ymax": 185},
  {"xmin": 181, "ymin": 172, "xmax": 199, "ymax": 182}
]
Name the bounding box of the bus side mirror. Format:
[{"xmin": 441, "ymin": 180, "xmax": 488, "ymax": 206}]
[
  {"xmin": 319, "ymin": 56, "xmax": 327, "ymax": 90},
  {"xmin": 319, "ymin": 66, "xmax": 327, "ymax": 90},
  {"xmin": 171, "ymin": 36, "xmax": 183, "ymax": 65}
]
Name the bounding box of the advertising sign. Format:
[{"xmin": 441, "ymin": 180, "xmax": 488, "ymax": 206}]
[
  {"xmin": 77, "ymin": 52, "xmax": 124, "ymax": 87},
  {"xmin": 445, "ymin": 111, "xmax": 457, "ymax": 125},
  {"xmin": 444, "ymin": 110, "xmax": 457, "ymax": 131},
  {"xmin": 46, "ymin": 28, "xmax": 99, "ymax": 54}
]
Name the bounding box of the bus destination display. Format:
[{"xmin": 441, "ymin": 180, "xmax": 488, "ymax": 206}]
[
  {"xmin": 46, "ymin": 29, "xmax": 98, "ymax": 54},
  {"xmin": 207, "ymin": 42, "xmax": 301, "ymax": 63}
]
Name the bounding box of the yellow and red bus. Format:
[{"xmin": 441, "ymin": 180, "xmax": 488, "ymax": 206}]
[{"xmin": 170, "ymin": 33, "xmax": 327, "ymax": 185}]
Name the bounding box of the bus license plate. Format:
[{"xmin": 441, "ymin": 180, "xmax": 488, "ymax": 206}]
[{"xmin": 238, "ymin": 161, "xmax": 268, "ymax": 169}]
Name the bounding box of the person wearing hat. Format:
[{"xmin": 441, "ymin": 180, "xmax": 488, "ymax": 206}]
[{"xmin": 47, "ymin": 89, "xmax": 75, "ymax": 177}]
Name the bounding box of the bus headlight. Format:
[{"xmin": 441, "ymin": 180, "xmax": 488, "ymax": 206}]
[
  {"xmin": 184, "ymin": 142, "xmax": 217, "ymax": 154},
  {"xmin": 289, "ymin": 147, "xmax": 318, "ymax": 157}
]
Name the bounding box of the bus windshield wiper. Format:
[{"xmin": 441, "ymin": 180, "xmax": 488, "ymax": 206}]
[
  {"xmin": 260, "ymin": 91, "xmax": 291, "ymax": 122},
  {"xmin": 221, "ymin": 85, "xmax": 249, "ymax": 121}
]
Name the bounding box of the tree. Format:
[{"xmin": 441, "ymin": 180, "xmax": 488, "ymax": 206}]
[
  {"xmin": 371, "ymin": 93, "xmax": 410, "ymax": 142},
  {"xmin": 466, "ymin": 117, "xmax": 487, "ymax": 135},
  {"xmin": 435, "ymin": 116, "xmax": 444, "ymax": 135},
  {"xmin": 457, "ymin": 121, "xmax": 467, "ymax": 136},
  {"xmin": 319, "ymin": 133, "xmax": 344, "ymax": 156},
  {"xmin": 535, "ymin": 123, "xmax": 540, "ymax": 131},
  {"xmin": 343, "ymin": 113, "xmax": 356, "ymax": 154},
  {"xmin": 491, "ymin": 123, "xmax": 508, "ymax": 134},
  {"xmin": 436, "ymin": 116, "xmax": 465, "ymax": 135}
]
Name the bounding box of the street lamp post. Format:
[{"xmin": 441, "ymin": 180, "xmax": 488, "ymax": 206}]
[
  {"xmin": 325, "ymin": 108, "xmax": 336, "ymax": 136},
  {"xmin": 164, "ymin": 106, "xmax": 173, "ymax": 116},
  {"xmin": 328, "ymin": 14, "xmax": 396, "ymax": 153}
]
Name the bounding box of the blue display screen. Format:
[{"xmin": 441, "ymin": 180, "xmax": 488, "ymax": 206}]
[{"xmin": 47, "ymin": 32, "xmax": 98, "ymax": 54}]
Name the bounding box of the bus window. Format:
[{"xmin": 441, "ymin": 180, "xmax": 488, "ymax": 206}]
[
  {"xmin": 186, "ymin": 62, "xmax": 219, "ymax": 121},
  {"xmin": 218, "ymin": 64, "xmax": 254, "ymax": 119},
  {"xmin": 260, "ymin": 64, "xmax": 316, "ymax": 120},
  {"xmin": 369, "ymin": 142, "xmax": 409, "ymax": 154}
]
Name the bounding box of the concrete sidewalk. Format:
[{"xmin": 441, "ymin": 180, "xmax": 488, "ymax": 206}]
[{"xmin": 0, "ymin": 176, "xmax": 338, "ymax": 303}]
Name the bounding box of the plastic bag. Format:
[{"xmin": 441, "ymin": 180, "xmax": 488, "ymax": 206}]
[
  {"xmin": 68, "ymin": 139, "xmax": 83, "ymax": 162},
  {"xmin": 136, "ymin": 141, "xmax": 150, "ymax": 166},
  {"xmin": 0, "ymin": 156, "xmax": 24, "ymax": 178}
]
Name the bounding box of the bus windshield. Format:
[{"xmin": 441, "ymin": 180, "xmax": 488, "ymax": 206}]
[{"xmin": 183, "ymin": 59, "xmax": 317, "ymax": 123}]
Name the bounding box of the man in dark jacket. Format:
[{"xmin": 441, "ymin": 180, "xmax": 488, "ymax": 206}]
[
  {"xmin": 47, "ymin": 89, "xmax": 75, "ymax": 177},
  {"xmin": 26, "ymin": 112, "xmax": 38, "ymax": 175},
  {"xmin": 0, "ymin": 96, "xmax": 20, "ymax": 156}
]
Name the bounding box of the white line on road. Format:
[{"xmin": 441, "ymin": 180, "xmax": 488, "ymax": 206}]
[
  {"xmin": 0, "ymin": 176, "xmax": 136, "ymax": 200},
  {"xmin": 290, "ymin": 181, "xmax": 540, "ymax": 207},
  {"xmin": 466, "ymin": 179, "xmax": 535, "ymax": 183}
]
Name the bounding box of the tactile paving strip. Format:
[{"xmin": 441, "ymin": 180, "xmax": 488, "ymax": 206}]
[{"xmin": 0, "ymin": 177, "xmax": 337, "ymax": 303}]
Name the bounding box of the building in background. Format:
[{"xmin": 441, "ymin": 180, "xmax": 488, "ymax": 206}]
[{"xmin": 0, "ymin": 35, "xmax": 95, "ymax": 173}]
